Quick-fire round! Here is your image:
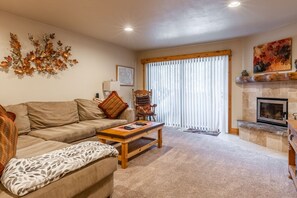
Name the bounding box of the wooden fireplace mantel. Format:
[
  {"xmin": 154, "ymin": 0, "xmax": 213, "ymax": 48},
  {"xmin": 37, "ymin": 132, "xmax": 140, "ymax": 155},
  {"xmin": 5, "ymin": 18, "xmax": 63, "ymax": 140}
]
[{"xmin": 235, "ymin": 71, "xmax": 297, "ymax": 84}]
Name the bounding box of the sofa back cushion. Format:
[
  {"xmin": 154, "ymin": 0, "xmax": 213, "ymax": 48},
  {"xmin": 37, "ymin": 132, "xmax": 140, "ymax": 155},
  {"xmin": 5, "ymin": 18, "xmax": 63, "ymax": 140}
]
[
  {"xmin": 27, "ymin": 101, "xmax": 79, "ymax": 130},
  {"xmin": 4, "ymin": 104, "xmax": 31, "ymax": 135},
  {"xmin": 75, "ymin": 99, "xmax": 106, "ymax": 121}
]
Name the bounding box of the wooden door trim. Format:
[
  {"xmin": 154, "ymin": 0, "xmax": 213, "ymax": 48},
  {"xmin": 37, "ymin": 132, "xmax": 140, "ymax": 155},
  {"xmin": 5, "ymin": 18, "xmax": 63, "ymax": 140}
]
[
  {"xmin": 230, "ymin": 128, "xmax": 239, "ymax": 135},
  {"xmin": 141, "ymin": 50, "xmax": 231, "ymax": 64}
]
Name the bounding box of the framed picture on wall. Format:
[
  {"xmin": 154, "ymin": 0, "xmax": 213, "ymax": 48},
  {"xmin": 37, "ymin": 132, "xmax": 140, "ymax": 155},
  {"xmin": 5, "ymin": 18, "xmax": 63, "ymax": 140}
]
[
  {"xmin": 253, "ymin": 38, "xmax": 292, "ymax": 73},
  {"xmin": 116, "ymin": 65, "xmax": 135, "ymax": 86}
]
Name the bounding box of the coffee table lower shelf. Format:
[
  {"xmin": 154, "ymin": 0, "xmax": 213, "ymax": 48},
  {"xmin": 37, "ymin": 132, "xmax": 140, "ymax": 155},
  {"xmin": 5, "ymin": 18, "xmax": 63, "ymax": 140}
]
[
  {"xmin": 98, "ymin": 121, "xmax": 164, "ymax": 168},
  {"xmin": 116, "ymin": 137, "xmax": 158, "ymax": 162}
]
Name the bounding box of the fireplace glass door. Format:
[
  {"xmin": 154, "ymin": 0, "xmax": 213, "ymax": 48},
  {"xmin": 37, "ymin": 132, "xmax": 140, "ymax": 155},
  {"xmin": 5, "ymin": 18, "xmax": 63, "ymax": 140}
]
[{"xmin": 257, "ymin": 98, "xmax": 288, "ymax": 126}]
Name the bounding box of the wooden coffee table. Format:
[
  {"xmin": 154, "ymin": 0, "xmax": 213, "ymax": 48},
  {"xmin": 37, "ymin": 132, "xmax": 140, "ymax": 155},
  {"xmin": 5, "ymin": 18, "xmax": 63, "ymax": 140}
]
[{"xmin": 97, "ymin": 121, "xmax": 164, "ymax": 169}]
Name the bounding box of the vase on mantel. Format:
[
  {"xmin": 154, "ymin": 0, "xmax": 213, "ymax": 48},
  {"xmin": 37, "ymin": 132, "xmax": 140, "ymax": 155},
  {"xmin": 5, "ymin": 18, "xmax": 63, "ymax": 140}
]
[
  {"xmin": 288, "ymin": 72, "xmax": 297, "ymax": 80},
  {"xmin": 241, "ymin": 70, "xmax": 249, "ymax": 77}
]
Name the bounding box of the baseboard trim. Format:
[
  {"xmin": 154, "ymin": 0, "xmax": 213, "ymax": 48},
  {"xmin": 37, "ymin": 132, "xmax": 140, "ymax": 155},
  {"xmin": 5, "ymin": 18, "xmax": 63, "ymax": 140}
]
[{"xmin": 229, "ymin": 128, "xmax": 239, "ymax": 135}]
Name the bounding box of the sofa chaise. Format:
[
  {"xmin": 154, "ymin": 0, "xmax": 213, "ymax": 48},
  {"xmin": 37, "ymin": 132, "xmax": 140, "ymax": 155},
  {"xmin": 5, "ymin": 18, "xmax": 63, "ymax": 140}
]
[{"xmin": 0, "ymin": 99, "xmax": 135, "ymax": 198}]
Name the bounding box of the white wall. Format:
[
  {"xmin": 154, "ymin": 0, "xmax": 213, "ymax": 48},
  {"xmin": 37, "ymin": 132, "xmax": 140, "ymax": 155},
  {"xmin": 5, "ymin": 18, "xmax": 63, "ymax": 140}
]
[
  {"xmin": 0, "ymin": 11, "xmax": 137, "ymax": 105},
  {"xmin": 137, "ymin": 39, "xmax": 244, "ymax": 129}
]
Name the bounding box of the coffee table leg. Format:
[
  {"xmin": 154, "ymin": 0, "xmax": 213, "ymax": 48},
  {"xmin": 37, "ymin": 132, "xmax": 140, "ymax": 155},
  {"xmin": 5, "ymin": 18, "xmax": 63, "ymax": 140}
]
[
  {"xmin": 121, "ymin": 143, "xmax": 128, "ymax": 169},
  {"xmin": 158, "ymin": 129, "xmax": 162, "ymax": 148}
]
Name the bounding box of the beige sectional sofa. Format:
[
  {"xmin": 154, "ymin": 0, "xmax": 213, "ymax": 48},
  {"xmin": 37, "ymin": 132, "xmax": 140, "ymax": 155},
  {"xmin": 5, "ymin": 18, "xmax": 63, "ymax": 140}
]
[{"xmin": 0, "ymin": 99, "xmax": 135, "ymax": 198}]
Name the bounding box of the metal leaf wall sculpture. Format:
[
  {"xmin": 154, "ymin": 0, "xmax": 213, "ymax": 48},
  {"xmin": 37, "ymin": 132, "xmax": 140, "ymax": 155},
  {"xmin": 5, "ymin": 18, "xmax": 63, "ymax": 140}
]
[{"xmin": 0, "ymin": 33, "xmax": 78, "ymax": 76}]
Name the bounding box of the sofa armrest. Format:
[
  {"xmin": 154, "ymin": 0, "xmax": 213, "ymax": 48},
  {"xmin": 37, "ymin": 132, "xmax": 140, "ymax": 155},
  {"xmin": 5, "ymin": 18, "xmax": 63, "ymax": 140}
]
[{"xmin": 119, "ymin": 108, "xmax": 135, "ymax": 122}]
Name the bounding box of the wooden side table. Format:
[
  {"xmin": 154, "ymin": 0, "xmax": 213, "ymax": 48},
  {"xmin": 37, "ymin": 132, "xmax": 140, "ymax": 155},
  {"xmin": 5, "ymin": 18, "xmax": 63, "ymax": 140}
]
[{"xmin": 288, "ymin": 120, "xmax": 297, "ymax": 189}]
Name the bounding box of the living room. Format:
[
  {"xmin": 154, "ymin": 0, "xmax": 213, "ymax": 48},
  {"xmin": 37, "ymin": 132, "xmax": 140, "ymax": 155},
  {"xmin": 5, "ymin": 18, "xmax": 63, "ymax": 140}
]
[{"xmin": 0, "ymin": 0, "xmax": 297, "ymax": 197}]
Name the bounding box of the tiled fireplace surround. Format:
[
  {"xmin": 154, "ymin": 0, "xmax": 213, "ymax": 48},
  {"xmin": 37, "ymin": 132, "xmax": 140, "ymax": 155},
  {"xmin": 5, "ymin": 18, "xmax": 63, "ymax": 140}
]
[
  {"xmin": 242, "ymin": 82, "xmax": 297, "ymax": 121},
  {"xmin": 239, "ymin": 82, "xmax": 297, "ymax": 152}
]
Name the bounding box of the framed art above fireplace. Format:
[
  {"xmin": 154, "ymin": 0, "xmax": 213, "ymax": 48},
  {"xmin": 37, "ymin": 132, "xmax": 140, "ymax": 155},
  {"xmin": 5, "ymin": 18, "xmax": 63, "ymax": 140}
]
[
  {"xmin": 257, "ymin": 97, "xmax": 288, "ymax": 127},
  {"xmin": 253, "ymin": 38, "xmax": 292, "ymax": 73}
]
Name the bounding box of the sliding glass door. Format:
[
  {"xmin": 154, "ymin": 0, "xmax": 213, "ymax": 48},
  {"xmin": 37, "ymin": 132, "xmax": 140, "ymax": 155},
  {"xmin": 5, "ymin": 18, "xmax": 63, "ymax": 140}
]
[{"xmin": 146, "ymin": 55, "xmax": 228, "ymax": 133}]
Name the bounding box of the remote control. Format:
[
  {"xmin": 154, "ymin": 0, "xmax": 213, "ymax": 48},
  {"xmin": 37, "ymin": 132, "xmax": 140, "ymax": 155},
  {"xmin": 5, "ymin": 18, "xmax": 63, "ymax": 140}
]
[
  {"xmin": 124, "ymin": 126, "xmax": 134, "ymax": 130},
  {"xmin": 135, "ymin": 122, "xmax": 147, "ymax": 126}
]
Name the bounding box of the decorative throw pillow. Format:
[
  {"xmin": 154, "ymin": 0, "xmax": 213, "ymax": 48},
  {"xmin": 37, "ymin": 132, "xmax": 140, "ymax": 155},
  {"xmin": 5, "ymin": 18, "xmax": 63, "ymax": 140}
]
[
  {"xmin": 136, "ymin": 95, "xmax": 150, "ymax": 105},
  {"xmin": 0, "ymin": 105, "xmax": 16, "ymax": 121},
  {"xmin": 137, "ymin": 104, "xmax": 153, "ymax": 115},
  {"xmin": 4, "ymin": 104, "xmax": 30, "ymax": 134},
  {"xmin": 0, "ymin": 104, "xmax": 7, "ymax": 115},
  {"xmin": 0, "ymin": 115, "xmax": 18, "ymax": 176},
  {"xmin": 98, "ymin": 91, "xmax": 128, "ymax": 119},
  {"xmin": 6, "ymin": 112, "xmax": 16, "ymax": 121}
]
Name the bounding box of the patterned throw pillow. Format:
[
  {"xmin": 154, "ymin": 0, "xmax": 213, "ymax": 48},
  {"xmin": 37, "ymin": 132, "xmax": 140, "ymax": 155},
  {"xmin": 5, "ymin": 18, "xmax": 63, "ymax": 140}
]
[
  {"xmin": 98, "ymin": 91, "xmax": 128, "ymax": 119},
  {"xmin": 0, "ymin": 105, "xmax": 16, "ymax": 121},
  {"xmin": 137, "ymin": 104, "xmax": 153, "ymax": 115},
  {"xmin": 136, "ymin": 95, "xmax": 150, "ymax": 105},
  {"xmin": 0, "ymin": 105, "xmax": 7, "ymax": 115},
  {"xmin": 6, "ymin": 112, "xmax": 16, "ymax": 121},
  {"xmin": 0, "ymin": 114, "xmax": 18, "ymax": 176}
]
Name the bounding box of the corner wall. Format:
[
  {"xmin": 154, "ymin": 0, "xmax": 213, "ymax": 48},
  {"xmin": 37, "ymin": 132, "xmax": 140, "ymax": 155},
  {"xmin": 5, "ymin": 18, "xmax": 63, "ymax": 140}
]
[{"xmin": 0, "ymin": 11, "xmax": 137, "ymax": 105}]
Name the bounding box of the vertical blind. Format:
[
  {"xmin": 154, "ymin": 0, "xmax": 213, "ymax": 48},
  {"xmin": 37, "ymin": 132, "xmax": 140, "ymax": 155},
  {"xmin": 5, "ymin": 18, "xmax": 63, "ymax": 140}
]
[{"xmin": 146, "ymin": 55, "xmax": 228, "ymax": 133}]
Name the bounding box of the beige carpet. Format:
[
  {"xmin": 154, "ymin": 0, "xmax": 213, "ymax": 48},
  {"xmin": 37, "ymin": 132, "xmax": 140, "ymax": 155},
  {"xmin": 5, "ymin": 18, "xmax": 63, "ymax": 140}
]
[{"xmin": 113, "ymin": 127, "xmax": 296, "ymax": 198}]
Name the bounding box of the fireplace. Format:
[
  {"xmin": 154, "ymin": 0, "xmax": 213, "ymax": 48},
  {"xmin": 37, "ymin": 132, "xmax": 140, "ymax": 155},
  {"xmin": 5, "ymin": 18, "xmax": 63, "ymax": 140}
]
[{"xmin": 257, "ymin": 97, "xmax": 288, "ymax": 127}]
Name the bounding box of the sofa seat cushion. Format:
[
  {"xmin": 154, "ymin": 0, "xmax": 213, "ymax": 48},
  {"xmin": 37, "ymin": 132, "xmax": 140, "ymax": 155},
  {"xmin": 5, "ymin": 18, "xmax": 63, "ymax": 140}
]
[
  {"xmin": 71, "ymin": 136, "xmax": 100, "ymax": 145},
  {"xmin": 4, "ymin": 104, "xmax": 31, "ymax": 134},
  {"xmin": 17, "ymin": 135, "xmax": 45, "ymax": 150},
  {"xmin": 28, "ymin": 123, "xmax": 96, "ymax": 143},
  {"xmin": 27, "ymin": 101, "xmax": 79, "ymax": 130},
  {"xmin": 80, "ymin": 119, "xmax": 127, "ymax": 132},
  {"xmin": 16, "ymin": 141, "xmax": 69, "ymax": 158}
]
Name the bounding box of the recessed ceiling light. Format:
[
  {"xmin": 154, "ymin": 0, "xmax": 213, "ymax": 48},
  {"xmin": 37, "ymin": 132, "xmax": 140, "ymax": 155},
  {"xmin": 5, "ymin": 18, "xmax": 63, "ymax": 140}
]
[
  {"xmin": 124, "ymin": 27, "xmax": 134, "ymax": 32},
  {"xmin": 228, "ymin": 1, "xmax": 241, "ymax": 8}
]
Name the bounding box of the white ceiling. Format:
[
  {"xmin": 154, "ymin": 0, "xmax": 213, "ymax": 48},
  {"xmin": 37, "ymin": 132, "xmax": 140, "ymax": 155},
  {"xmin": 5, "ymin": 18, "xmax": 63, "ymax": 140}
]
[{"xmin": 0, "ymin": 0, "xmax": 297, "ymax": 51}]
